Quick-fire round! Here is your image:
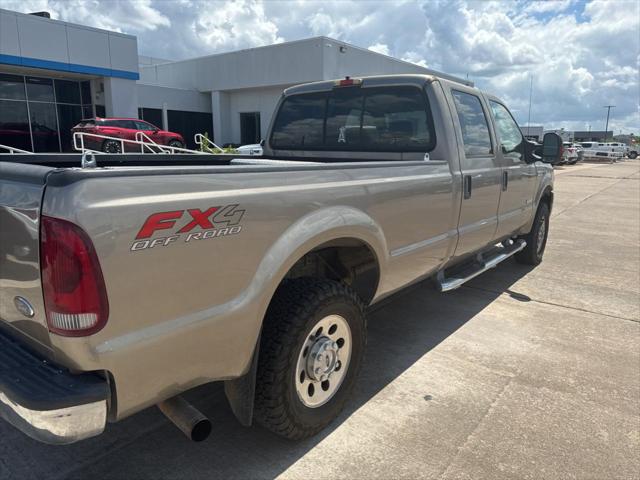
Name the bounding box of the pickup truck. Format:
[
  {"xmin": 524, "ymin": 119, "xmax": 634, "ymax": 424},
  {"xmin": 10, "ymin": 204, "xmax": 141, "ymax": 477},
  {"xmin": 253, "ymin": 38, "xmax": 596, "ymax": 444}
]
[{"xmin": 0, "ymin": 74, "xmax": 562, "ymax": 445}]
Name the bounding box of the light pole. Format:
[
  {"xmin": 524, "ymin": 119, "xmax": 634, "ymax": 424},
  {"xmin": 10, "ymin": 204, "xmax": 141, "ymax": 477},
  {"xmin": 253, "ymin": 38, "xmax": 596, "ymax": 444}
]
[{"xmin": 603, "ymin": 105, "xmax": 615, "ymax": 142}]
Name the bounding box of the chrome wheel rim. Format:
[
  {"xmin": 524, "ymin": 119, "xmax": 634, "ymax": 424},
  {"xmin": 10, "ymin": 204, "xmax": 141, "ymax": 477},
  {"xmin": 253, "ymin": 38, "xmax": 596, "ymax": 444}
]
[
  {"xmin": 295, "ymin": 314, "xmax": 352, "ymax": 408},
  {"xmin": 105, "ymin": 141, "xmax": 121, "ymax": 153},
  {"xmin": 536, "ymin": 215, "xmax": 547, "ymax": 254}
]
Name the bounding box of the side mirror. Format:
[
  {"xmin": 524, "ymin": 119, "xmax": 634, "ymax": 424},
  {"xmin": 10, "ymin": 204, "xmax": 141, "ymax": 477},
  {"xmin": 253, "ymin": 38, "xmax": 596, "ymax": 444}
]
[{"xmin": 541, "ymin": 132, "xmax": 563, "ymax": 164}]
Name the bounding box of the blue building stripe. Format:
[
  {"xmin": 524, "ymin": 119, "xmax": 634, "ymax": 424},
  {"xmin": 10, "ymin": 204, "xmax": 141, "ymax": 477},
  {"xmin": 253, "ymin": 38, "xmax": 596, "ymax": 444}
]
[{"xmin": 0, "ymin": 53, "xmax": 139, "ymax": 80}]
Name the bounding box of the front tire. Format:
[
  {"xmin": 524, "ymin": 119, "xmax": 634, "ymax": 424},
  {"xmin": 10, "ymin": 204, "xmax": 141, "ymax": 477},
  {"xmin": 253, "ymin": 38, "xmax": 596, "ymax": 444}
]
[
  {"xmin": 168, "ymin": 139, "xmax": 184, "ymax": 149},
  {"xmin": 254, "ymin": 278, "xmax": 366, "ymax": 440},
  {"xmin": 515, "ymin": 202, "xmax": 550, "ymax": 265}
]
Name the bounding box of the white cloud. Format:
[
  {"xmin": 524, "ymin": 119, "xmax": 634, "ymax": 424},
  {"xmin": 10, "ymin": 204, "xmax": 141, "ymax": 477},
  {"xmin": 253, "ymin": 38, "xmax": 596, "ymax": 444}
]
[
  {"xmin": 368, "ymin": 43, "xmax": 390, "ymax": 56},
  {"xmin": 2, "ymin": 0, "xmax": 638, "ymax": 133}
]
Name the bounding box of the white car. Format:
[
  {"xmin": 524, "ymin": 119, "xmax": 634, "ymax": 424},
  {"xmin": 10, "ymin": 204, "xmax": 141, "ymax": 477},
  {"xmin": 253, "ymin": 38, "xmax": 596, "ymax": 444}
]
[
  {"xmin": 562, "ymin": 142, "xmax": 578, "ymax": 164},
  {"xmin": 236, "ymin": 143, "xmax": 263, "ymax": 156}
]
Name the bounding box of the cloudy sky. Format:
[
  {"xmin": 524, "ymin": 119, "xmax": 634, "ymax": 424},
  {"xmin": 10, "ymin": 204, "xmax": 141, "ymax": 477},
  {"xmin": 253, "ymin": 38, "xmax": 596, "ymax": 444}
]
[{"xmin": 5, "ymin": 0, "xmax": 639, "ymax": 133}]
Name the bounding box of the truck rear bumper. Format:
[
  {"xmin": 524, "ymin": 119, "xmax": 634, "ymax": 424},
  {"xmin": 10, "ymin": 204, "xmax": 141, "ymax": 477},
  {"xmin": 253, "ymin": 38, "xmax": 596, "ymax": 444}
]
[{"xmin": 0, "ymin": 328, "xmax": 109, "ymax": 445}]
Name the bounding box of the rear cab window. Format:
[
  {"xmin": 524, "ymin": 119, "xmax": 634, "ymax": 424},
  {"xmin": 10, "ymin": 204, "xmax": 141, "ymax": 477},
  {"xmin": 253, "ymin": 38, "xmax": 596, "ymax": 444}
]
[{"xmin": 270, "ymin": 85, "xmax": 435, "ymax": 153}]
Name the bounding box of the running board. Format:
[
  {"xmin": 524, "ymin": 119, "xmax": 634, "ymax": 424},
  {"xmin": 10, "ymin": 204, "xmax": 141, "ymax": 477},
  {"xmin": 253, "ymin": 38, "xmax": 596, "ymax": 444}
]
[{"xmin": 436, "ymin": 240, "xmax": 527, "ymax": 292}]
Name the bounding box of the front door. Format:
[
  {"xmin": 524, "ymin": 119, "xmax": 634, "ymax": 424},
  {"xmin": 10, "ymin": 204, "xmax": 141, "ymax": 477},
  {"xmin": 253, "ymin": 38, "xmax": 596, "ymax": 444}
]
[
  {"xmin": 449, "ymin": 88, "xmax": 502, "ymax": 257},
  {"xmin": 489, "ymin": 100, "xmax": 537, "ymax": 238}
]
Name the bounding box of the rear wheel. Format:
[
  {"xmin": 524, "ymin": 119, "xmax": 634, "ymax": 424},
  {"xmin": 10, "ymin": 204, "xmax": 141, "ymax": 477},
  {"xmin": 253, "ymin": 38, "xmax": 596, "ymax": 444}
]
[
  {"xmin": 102, "ymin": 139, "xmax": 122, "ymax": 153},
  {"xmin": 254, "ymin": 278, "xmax": 366, "ymax": 440},
  {"xmin": 515, "ymin": 202, "xmax": 550, "ymax": 265},
  {"xmin": 629, "ymin": 151, "xmax": 638, "ymax": 159}
]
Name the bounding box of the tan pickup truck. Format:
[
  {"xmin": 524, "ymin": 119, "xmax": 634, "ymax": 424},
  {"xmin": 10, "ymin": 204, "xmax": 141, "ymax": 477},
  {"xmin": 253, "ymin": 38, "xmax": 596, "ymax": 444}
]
[{"xmin": 0, "ymin": 74, "xmax": 562, "ymax": 444}]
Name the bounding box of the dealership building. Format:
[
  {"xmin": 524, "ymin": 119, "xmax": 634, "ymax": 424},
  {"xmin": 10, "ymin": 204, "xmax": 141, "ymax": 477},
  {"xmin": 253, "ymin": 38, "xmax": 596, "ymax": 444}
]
[{"xmin": 0, "ymin": 8, "xmax": 468, "ymax": 152}]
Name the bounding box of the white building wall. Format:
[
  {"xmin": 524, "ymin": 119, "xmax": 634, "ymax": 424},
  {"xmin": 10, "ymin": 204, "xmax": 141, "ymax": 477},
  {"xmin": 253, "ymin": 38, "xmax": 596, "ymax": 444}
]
[
  {"xmin": 0, "ymin": 9, "xmax": 139, "ymax": 77},
  {"xmin": 103, "ymin": 77, "xmax": 138, "ymax": 118},
  {"xmin": 226, "ymin": 86, "xmax": 286, "ymax": 144},
  {"xmin": 137, "ymin": 84, "xmax": 211, "ymax": 112}
]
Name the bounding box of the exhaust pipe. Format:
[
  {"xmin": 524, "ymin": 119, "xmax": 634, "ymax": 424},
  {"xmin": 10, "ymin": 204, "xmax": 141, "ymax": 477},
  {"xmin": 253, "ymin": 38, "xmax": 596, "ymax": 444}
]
[{"xmin": 158, "ymin": 395, "xmax": 212, "ymax": 442}]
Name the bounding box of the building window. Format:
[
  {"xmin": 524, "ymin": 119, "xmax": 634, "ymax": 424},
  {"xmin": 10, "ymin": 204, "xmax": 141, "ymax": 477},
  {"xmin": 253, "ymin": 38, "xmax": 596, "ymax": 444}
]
[
  {"xmin": 0, "ymin": 73, "xmax": 95, "ymax": 152},
  {"xmin": 0, "ymin": 99, "xmax": 31, "ymax": 151},
  {"xmin": 240, "ymin": 112, "xmax": 261, "ymax": 145}
]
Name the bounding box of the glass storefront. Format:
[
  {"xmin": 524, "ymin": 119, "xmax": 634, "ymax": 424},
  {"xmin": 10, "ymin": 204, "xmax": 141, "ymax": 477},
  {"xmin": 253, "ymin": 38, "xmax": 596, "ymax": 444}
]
[{"xmin": 0, "ymin": 73, "xmax": 93, "ymax": 152}]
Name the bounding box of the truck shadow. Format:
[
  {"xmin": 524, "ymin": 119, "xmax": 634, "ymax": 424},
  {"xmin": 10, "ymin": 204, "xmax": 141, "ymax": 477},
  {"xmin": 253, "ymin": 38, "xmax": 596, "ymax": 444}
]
[{"xmin": 2, "ymin": 261, "xmax": 534, "ymax": 480}]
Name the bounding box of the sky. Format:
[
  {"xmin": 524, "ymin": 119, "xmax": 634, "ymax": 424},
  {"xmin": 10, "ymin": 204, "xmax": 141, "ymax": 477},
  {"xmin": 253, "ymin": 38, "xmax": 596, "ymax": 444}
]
[{"xmin": 4, "ymin": 0, "xmax": 639, "ymax": 134}]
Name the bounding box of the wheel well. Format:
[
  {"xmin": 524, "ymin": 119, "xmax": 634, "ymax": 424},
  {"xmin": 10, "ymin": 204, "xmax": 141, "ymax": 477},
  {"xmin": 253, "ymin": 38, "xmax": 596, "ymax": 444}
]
[
  {"xmin": 282, "ymin": 239, "xmax": 380, "ymax": 305},
  {"xmin": 540, "ymin": 188, "xmax": 553, "ymax": 212}
]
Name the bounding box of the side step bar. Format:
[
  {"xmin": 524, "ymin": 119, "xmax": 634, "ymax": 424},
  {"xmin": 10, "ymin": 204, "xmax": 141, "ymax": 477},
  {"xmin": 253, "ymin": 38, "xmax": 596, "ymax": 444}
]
[{"xmin": 436, "ymin": 240, "xmax": 527, "ymax": 292}]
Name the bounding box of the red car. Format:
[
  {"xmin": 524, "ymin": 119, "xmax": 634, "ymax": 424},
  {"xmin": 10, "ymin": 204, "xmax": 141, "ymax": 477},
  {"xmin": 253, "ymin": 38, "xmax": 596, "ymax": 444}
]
[{"xmin": 72, "ymin": 117, "xmax": 185, "ymax": 153}]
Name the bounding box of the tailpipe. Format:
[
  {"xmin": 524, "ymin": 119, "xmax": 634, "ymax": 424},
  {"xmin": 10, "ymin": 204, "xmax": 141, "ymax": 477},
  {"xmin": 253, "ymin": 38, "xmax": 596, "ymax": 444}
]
[{"xmin": 157, "ymin": 395, "xmax": 212, "ymax": 442}]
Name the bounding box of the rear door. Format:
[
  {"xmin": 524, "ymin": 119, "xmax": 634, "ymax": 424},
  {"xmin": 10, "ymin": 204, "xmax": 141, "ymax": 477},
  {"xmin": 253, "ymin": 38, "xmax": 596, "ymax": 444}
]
[
  {"xmin": 447, "ymin": 87, "xmax": 502, "ymax": 257},
  {"xmin": 489, "ymin": 99, "xmax": 537, "ymax": 238}
]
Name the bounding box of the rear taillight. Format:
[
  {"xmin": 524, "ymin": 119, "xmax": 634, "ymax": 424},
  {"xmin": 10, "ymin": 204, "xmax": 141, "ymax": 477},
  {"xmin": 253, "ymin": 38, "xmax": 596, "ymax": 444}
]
[{"xmin": 41, "ymin": 216, "xmax": 109, "ymax": 336}]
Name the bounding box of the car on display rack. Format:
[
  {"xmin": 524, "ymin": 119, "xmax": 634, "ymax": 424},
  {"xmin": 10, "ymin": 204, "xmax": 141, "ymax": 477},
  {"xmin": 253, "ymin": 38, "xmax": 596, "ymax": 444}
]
[
  {"xmin": 71, "ymin": 118, "xmax": 185, "ymax": 153},
  {"xmin": 0, "ymin": 74, "xmax": 562, "ymax": 446}
]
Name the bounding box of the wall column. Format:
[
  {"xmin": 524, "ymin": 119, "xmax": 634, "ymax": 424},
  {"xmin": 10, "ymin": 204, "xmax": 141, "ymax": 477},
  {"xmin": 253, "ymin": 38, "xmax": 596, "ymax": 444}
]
[
  {"xmin": 103, "ymin": 77, "xmax": 138, "ymax": 118},
  {"xmin": 211, "ymin": 90, "xmax": 230, "ymax": 145},
  {"xmin": 162, "ymin": 102, "xmax": 168, "ymax": 130}
]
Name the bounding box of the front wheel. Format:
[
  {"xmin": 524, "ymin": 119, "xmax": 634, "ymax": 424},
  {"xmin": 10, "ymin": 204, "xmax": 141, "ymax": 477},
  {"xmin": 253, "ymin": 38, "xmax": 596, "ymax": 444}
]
[
  {"xmin": 515, "ymin": 202, "xmax": 550, "ymax": 265},
  {"xmin": 629, "ymin": 151, "xmax": 638, "ymax": 159},
  {"xmin": 254, "ymin": 278, "xmax": 366, "ymax": 440},
  {"xmin": 168, "ymin": 139, "xmax": 184, "ymax": 149}
]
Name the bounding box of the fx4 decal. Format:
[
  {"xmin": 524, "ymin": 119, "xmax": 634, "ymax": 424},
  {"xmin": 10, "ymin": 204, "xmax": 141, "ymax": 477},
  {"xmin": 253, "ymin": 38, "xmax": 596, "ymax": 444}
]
[{"xmin": 130, "ymin": 204, "xmax": 245, "ymax": 252}]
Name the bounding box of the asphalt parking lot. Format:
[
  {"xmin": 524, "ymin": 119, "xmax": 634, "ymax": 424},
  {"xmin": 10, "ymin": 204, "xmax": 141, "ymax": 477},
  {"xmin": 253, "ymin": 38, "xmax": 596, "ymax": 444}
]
[{"xmin": 1, "ymin": 160, "xmax": 638, "ymax": 480}]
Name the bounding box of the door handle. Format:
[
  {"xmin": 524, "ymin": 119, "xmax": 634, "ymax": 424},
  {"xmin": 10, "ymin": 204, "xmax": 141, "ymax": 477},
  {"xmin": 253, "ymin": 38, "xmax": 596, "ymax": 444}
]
[
  {"xmin": 463, "ymin": 175, "xmax": 472, "ymax": 199},
  {"xmin": 502, "ymin": 171, "xmax": 508, "ymax": 191}
]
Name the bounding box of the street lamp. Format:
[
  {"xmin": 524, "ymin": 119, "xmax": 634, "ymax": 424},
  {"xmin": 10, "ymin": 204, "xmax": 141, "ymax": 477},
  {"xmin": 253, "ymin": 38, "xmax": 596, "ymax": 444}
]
[{"xmin": 603, "ymin": 105, "xmax": 616, "ymax": 142}]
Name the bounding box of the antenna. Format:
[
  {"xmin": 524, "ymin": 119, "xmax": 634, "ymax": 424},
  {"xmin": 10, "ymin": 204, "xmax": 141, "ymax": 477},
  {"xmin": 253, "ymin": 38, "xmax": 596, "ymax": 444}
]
[{"xmin": 526, "ymin": 75, "xmax": 533, "ymax": 137}]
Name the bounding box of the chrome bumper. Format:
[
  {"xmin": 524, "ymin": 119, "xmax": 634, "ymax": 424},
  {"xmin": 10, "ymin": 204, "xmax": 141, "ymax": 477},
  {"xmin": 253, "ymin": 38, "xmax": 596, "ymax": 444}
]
[{"xmin": 0, "ymin": 328, "xmax": 109, "ymax": 445}]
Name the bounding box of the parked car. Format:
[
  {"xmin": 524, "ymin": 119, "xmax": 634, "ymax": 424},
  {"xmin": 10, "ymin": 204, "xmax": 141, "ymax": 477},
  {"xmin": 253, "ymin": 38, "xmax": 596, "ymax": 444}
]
[
  {"xmin": 0, "ymin": 74, "xmax": 562, "ymax": 445},
  {"xmin": 236, "ymin": 143, "xmax": 263, "ymax": 156},
  {"xmin": 71, "ymin": 118, "xmax": 185, "ymax": 153},
  {"xmin": 572, "ymin": 143, "xmax": 584, "ymax": 163},
  {"xmin": 561, "ymin": 142, "xmax": 578, "ymax": 164}
]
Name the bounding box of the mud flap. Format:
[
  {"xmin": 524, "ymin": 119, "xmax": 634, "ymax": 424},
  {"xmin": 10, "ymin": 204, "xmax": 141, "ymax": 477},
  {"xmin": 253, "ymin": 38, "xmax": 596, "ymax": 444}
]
[{"xmin": 223, "ymin": 335, "xmax": 259, "ymax": 427}]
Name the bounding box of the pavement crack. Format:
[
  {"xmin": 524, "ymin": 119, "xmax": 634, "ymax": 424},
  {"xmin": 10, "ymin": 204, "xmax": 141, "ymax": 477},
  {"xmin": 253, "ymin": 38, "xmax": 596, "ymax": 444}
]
[
  {"xmin": 462, "ymin": 284, "xmax": 640, "ymax": 324},
  {"xmin": 437, "ymin": 376, "xmax": 514, "ymax": 480}
]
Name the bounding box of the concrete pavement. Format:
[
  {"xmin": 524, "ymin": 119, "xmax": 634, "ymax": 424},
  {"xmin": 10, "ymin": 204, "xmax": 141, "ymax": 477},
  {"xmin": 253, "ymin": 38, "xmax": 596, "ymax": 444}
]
[{"xmin": 1, "ymin": 161, "xmax": 638, "ymax": 480}]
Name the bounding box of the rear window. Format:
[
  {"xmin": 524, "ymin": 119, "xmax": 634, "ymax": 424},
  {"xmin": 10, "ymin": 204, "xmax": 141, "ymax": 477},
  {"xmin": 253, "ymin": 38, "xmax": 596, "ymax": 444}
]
[
  {"xmin": 270, "ymin": 85, "xmax": 435, "ymax": 152},
  {"xmin": 75, "ymin": 119, "xmax": 95, "ymax": 128}
]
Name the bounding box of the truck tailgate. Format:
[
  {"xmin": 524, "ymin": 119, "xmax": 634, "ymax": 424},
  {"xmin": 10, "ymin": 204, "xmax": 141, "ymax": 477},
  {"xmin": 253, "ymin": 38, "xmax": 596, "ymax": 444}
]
[{"xmin": 0, "ymin": 162, "xmax": 53, "ymax": 351}]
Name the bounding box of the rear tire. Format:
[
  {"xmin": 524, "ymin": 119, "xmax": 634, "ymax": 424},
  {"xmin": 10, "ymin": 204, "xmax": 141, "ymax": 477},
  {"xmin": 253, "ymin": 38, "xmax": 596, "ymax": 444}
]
[
  {"xmin": 254, "ymin": 278, "xmax": 366, "ymax": 440},
  {"xmin": 515, "ymin": 202, "xmax": 550, "ymax": 265},
  {"xmin": 102, "ymin": 139, "xmax": 121, "ymax": 153},
  {"xmin": 630, "ymin": 151, "xmax": 638, "ymax": 159}
]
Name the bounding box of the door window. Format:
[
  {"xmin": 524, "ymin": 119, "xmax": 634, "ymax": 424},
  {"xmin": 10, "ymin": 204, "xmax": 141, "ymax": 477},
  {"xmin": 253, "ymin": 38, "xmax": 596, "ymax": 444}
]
[
  {"xmin": 451, "ymin": 90, "xmax": 492, "ymax": 157},
  {"xmin": 490, "ymin": 100, "xmax": 523, "ymax": 160}
]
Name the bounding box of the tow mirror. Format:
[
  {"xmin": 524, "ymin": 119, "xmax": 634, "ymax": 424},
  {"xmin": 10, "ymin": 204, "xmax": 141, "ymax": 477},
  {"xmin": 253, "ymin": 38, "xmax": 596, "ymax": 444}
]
[{"xmin": 541, "ymin": 132, "xmax": 562, "ymax": 164}]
